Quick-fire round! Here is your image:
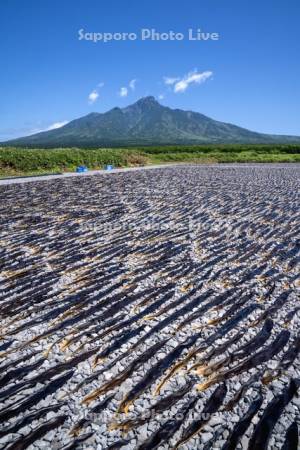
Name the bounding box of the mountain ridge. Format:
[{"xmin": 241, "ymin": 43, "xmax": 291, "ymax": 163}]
[{"xmin": 3, "ymin": 96, "xmax": 300, "ymax": 147}]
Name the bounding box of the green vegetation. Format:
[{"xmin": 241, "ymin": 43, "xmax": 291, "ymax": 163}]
[
  {"xmin": 145, "ymin": 145, "xmax": 300, "ymax": 164},
  {"xmin": 0, "ymin": 148, "xmax": 149, "ymax": 176},
  {"xmin": 0, "ymin": 145, "xmax": 299, "ymax": 177}
]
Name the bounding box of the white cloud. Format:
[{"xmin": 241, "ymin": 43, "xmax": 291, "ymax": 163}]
[
  {"xmin": 88, "ymin": 82, "xmax": 104, "ymax": 104},
  {"xmin": 163, "ymin": 76, "xmax": 180, "ymax": 86},
  {"xmin": 129, "ymin": 79, "xmax": 137, "ymax": 90},
  {"xmin": 25, "ymin": 120, "xmax": 69, "ymax": 135},
  {"xmin": 88, "ymin": 90, "xmax": 99, "ymax": 104},
  {"xmin": 47, "ymin": 121, "xmax": 69, "ymax": 130},
  {"xmin": 158, "ymin": 94, "xmax": 164, "ymax": 100},
  {"xmin": 118, "ymin": 79, "xmax": 137, "ymax": 97},
  {"xmin": 119, "ymin": 87, "xmax": 128, "ymax": 97},
  {"xmin": 173, "ymin": 70, "xmax": 213, "ymax": 93}
]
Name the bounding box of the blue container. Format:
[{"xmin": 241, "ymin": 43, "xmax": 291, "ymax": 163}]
[
  {"xmin": 105, "ymin": 164, "xmax": 114, "ymax": 171},
  {"xmin": 76, "ymin": 165, "xmax": 88, "ymax": 173}
]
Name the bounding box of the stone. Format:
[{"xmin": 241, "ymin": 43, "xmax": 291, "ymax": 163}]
[
  {"xmin": 202, "ymin": 432, "xmax": 213, "ymax": 443},
  {"xmin": 241, "ymin": 435, "xmax": 250, "ymax": 449}
]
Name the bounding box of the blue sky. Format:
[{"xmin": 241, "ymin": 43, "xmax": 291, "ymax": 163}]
[{"xmin": 0, "ymin": 0, "xmax": 299, "ymax": 140}]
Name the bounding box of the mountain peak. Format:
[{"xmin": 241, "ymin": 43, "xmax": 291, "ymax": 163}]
[{"xmin": 135, "ymin": 96, "xmax": 160, "ymax": 106}]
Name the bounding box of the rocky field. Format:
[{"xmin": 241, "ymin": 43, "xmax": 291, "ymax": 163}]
[{"xmin": 0, "ymin": 164, "xmax": 299, "ymax": 450}]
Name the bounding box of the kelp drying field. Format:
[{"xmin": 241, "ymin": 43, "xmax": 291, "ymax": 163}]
[{"xmin": 0, "ymin": 164, "xmax": 299, "ymax": 449}]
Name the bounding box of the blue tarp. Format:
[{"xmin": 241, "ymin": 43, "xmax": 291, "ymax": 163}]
[{"xmin": 76, "ymin": 166, "xmax": 88, "ymax": 173}]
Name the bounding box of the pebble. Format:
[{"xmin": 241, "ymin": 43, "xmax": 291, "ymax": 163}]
[{"xmin": 202, "ymin": 432, "xmax": 213, "ymax": 443}]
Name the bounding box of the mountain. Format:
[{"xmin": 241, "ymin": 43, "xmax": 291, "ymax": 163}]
[{"xmin": 3, "ymin": 96, "xmax": 300, "ymax": 147}]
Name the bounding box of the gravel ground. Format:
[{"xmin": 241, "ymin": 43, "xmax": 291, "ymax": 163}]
[{"xmin": 0, "ymin": 164, "xmax": 299, "ymax": 450}]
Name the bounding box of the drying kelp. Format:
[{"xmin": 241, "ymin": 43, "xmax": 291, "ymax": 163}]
[
  {"xmin": 117, "ymin": 334, "xmax": 201, "ymax": 413},
  {"xmin": 0, "ymin": 370, "xmax": 73, "ymax": 422},
  {"xmin": 70, "ymin": 393, "xmax": 114, "ymax": 436},
  {"xmin": 197, "ymin": 329, "xmax": 290, "ymax": 391},
  {"xmin": 223, "ymin": 372, "xmax": 261, "ymax": 411},
  {"xmin": 234, "ymin": 318, "xmax": 274, "ymax": 357},
  {"xmin": 250, "ymin": 290, "xmax": 293, "ymax": 326},
  {"xmin": 280, "ymin": 335, "xmax": 300, "ymax": 370},
  {"xmin": 198, "ymin": 303, "xmax": 262, "ymax": 351},
  {"xmin": 93, "ymin": 325, "xmax": 145, "ymax": 365},
  {"xmin": 104, "ymin": 439, "xmax": 130, "ymax": 450},
  {"xmin": 281, "ymin": 422, "xmax": 299, "ymax": 450},
  {"xmin": 0, "ymin": 340, "xmax": 13, "ymax": 351},
  {"xmin": 177, "ymin": 292, "xmax": 251, "ymax": 331},
  {"xmin": 136, "ymin": 396, "xmax": 199, "ymax": 450},
  {"xmin": 196, "ymin": 319, "xmax": 274, "ymax": 377},
  {"xmin": 5, "ymin": 415, "xmax": 67, "ymax": 450},
  {"xmin": 173, "ymin": 383, "xmax": 228, "ymax": 449},
  {"xmin": 249, "ymin": 379, "xmax": 300, "ymax": 450},
  {"xmin": 0, "ymin": 357, "xmax": 45, "ymax": 389},
  {"xmin": 82, "ymin": 338, "xmax": 169, "ymax": 405},
  {"xmin": 153, "ymin": 348, "xmax": 202, "ymax": 395},
  {"xmin": 113, "ymin": 380, "xmax": 195, "ymax": 432},
  {"xmin": 261, "ymin": 334, "xmax": 300, "ymax": 384},
  {"xmin": 0, "ymin": 164, "xmax": 299, "ymax": 449},
  {"xmin": 71, "ymin": 285, "xmax": 177, "ymax": 357},
  {"xmin": 221, "ymin": 393, "xmax": 263, "ymax": 450},
  {"xmin": 0, "ymin": 347, "xmax": 98, "ymax": 402},
  {"xmin": 156, "ymin": 303, "xmax": 261, "ymax": 394},
  {"xmin": 284, "ymin": 306, "xmax": 300, "ymax": 325},
  {"xmin": 0, "ymin": 349, "xmax": 41, "ymax": 373},
  {"xmin": 188, "ymin": 329, "xmax": 244, "ymax": 375},
  {"xmin": 0, "ymin": 403, "xmax": 66, "ymax": 438}
]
